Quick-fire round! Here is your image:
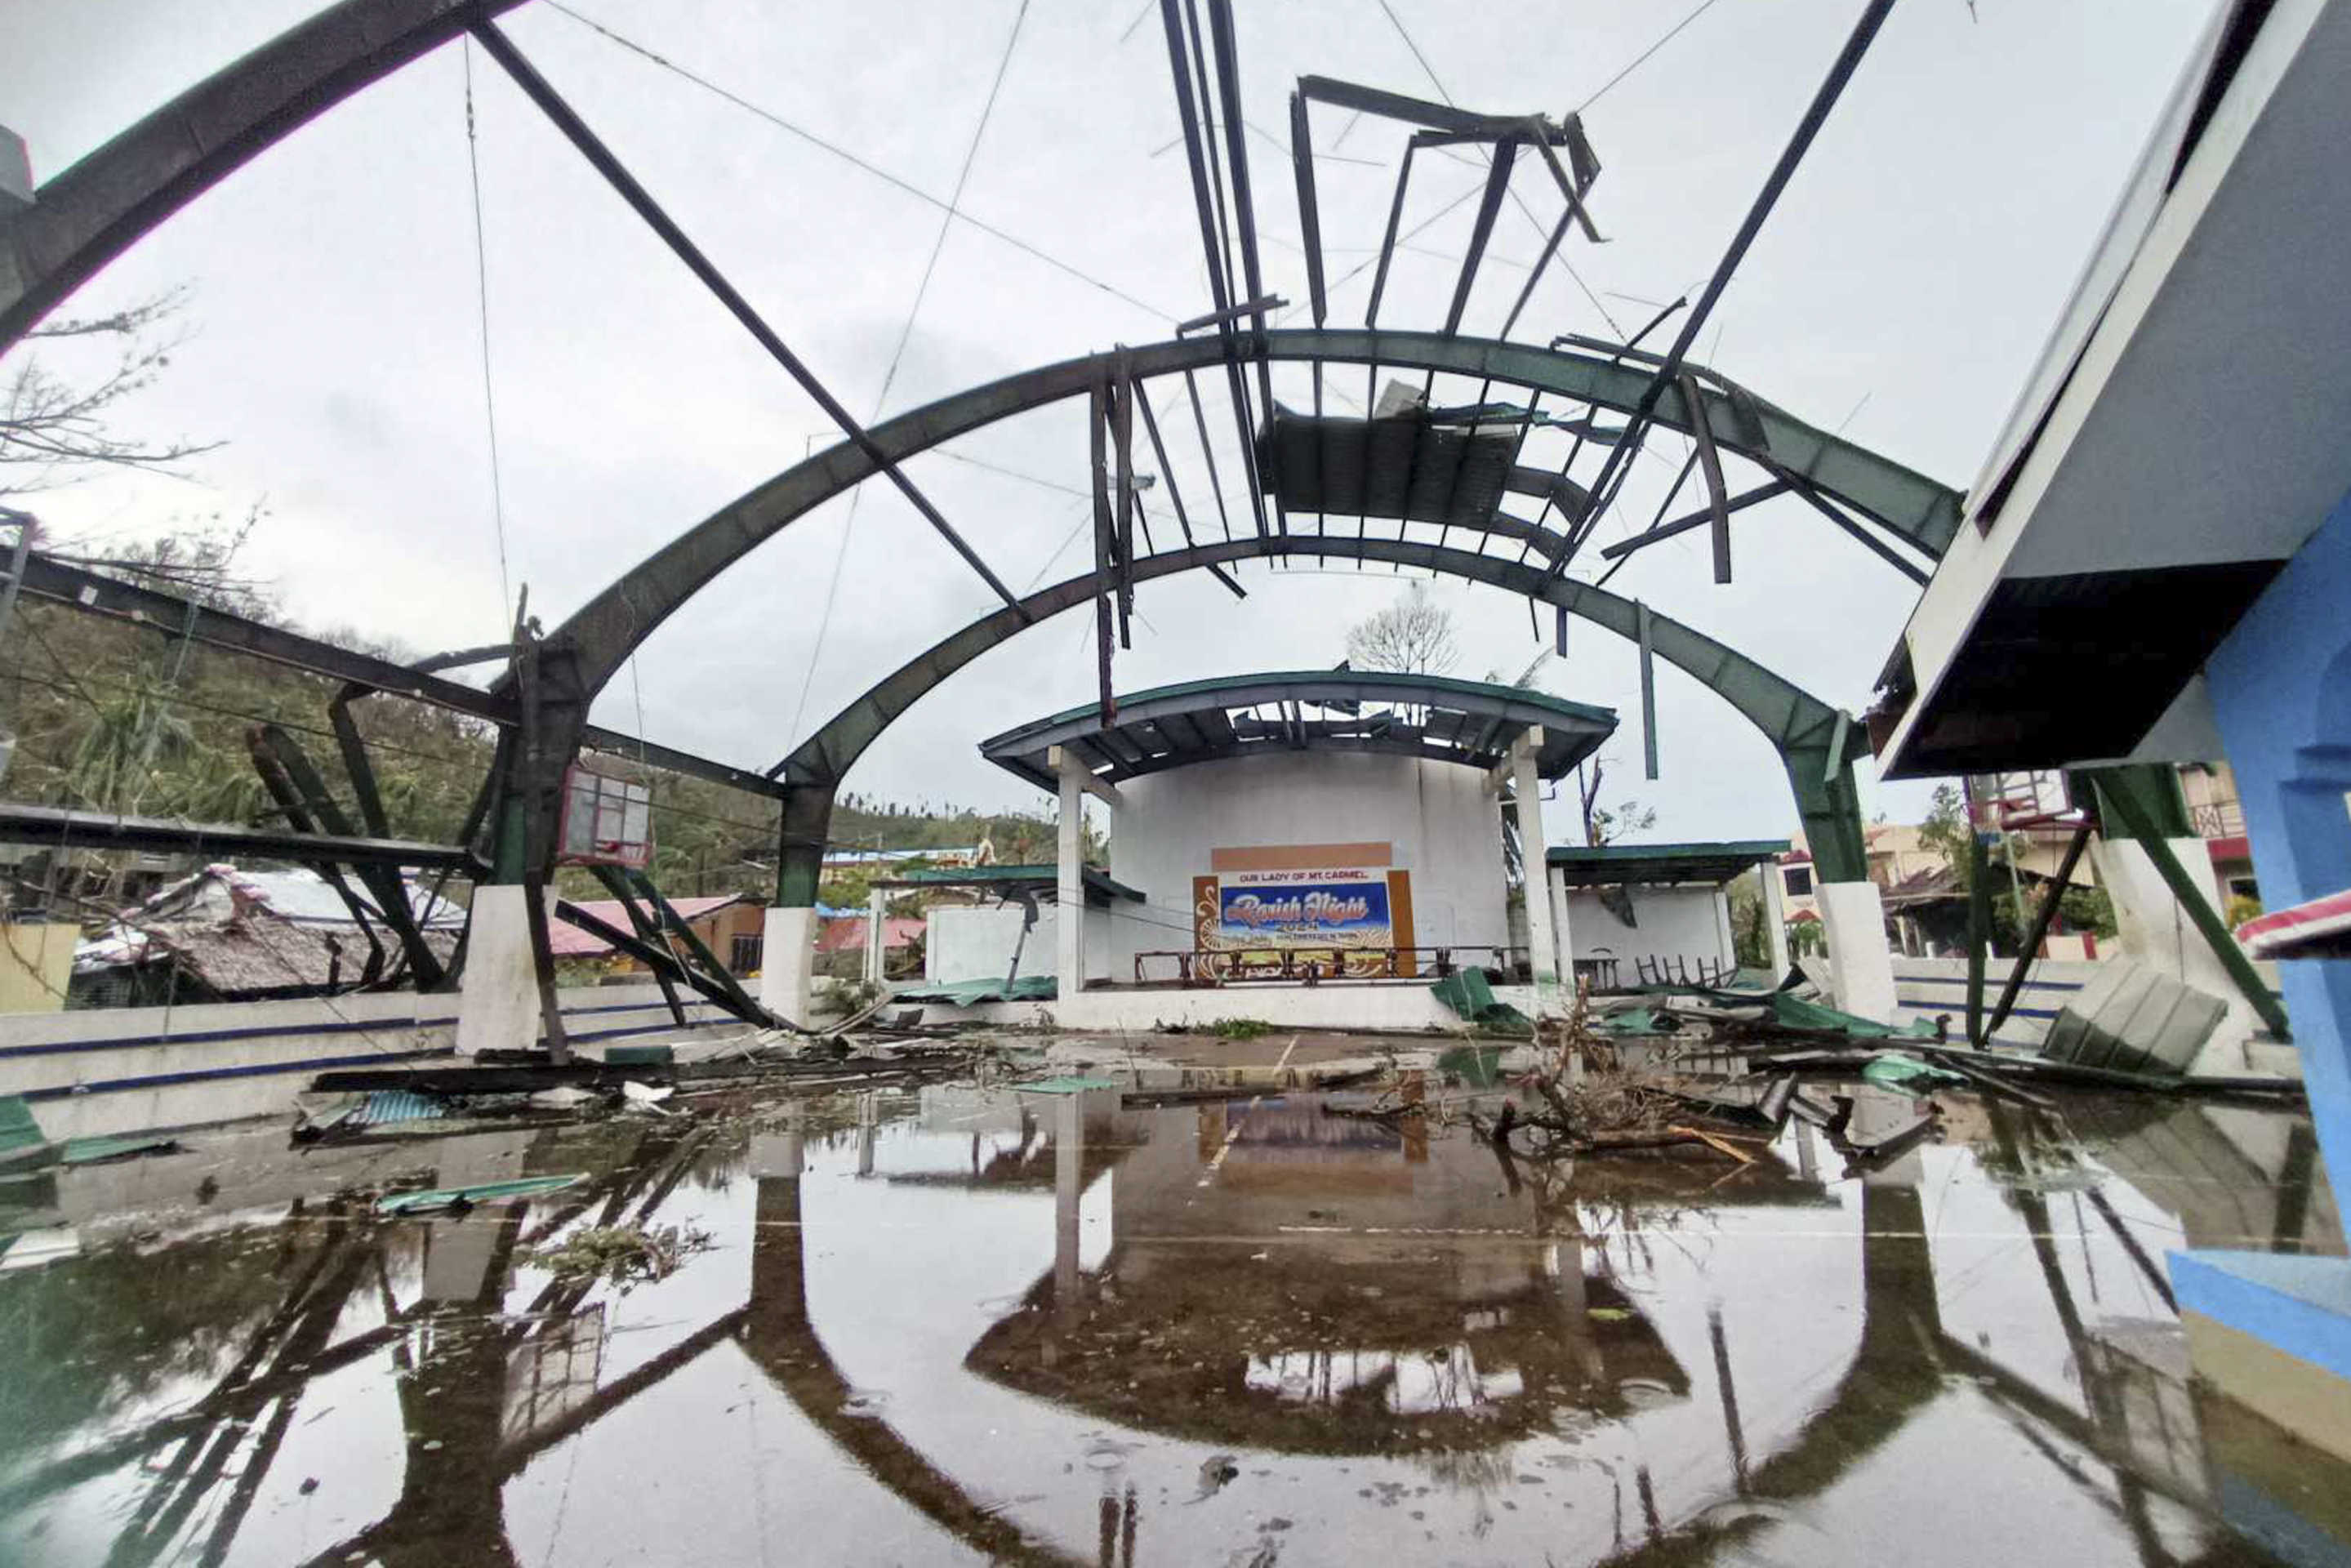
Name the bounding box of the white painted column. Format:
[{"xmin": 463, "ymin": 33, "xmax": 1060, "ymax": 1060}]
[
  {"xmin": 1512, "ymin": 734, "xmax": 1562, "ymax": 1010},
  {"xmin": 1053, "ymin": 1091, "xmax": 1083, "ymax": 1326},
  {"xmin": 862, "ymin": 886, "xmax": 888, "ymax": 985},
  {"xmin": 455, "ymin": 882, "xmax": 541, "ymax": 1056},
  {"xmin": 759, "ymin": 906, "xmax": 819, "ymax": 1023},
  {"xmin": 1056, "ymin": 752, "xmax": 1085, "ymax": 995},
  {"xmin": 2090, "ymin": 835, "xmax": 2261, "ymax": 1036},
  {"xmin": 1547, "ymin": 863, "xmax": 1575, "ymax": 983},
  {"xmin": 1761, "ymin": 860, "xmax": 1792, "ymax": 979},
  {"xmin": 1817, "ymin": 881, "xmax": 1897, "ymax": 1022},
  {"xmin": 1712, "ymin": 888, "xmax": 1739, "ymax": 977}
]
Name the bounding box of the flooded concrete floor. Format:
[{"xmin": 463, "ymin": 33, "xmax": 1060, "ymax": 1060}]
[{"xmin": 2, "ymin": 1071, "xmax": 2346, "ymax": 1567}]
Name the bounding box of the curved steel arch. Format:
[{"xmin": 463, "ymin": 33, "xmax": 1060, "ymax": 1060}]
[
  {"xmin": 550, "ymin": 330, "xmax": 1961, "ymax": 698},
  {"xmin": 0, "ymin": 0, "xmax": 531, "ymax": 350},
  {"xmin": 773, "ymin": 533, "xmax": 1872, "ymax": 887}
]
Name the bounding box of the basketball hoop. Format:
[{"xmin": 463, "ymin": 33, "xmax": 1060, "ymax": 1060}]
[{"xmin": 557, "ymin": 764, "xmax": 653, "ymax": 867}]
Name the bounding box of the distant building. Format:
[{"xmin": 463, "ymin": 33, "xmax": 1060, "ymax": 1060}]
[
  {"xmin": 1775, "ymin": 761, "xmax": 2257, "ymax": 960},
  {"xmin": 72, "ymin": 864, "xmax": 463, "ymax": 1007},
  {"xmin": 545, "ymin": 893, "xmax": 768, "ymax": 977}
]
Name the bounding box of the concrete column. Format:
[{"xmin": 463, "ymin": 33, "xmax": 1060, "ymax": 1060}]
[
  {"xmin": 1053, "ymin": 1091, "xmax": 1083, "ymax": 1326},
  {"xmin": 862, "ymin": 886, "xmax": 888, "ymax": 986},
  {"xmin": 2089, "ymin": 835, "xmax": 2257, "ymax": 1033},
  {"xmin": 456, "ymin": 882, "xmax": 541, "ymax": 1056},
  {"xmin": 1817, "ymin": 880, "xmax": 1897, "ymax": 1022},
  {"xmin": 1056, "ymin": 754, "xmax": 1085, "ymax": 994},
  {"xmin": 1761, "ymin": 859, "xmax": 1792, "ymax": 979},
  {"xmin": 1547, "ymin": 864, "xmax": 1575, "ymax": 982},
  {"xmin": 758, "ymin": 905, "xmax": 819, "ymax": 1022},
  {"xmin": 1512, "ymin": 735, "xmax": 1561, "ymax": 1008}
]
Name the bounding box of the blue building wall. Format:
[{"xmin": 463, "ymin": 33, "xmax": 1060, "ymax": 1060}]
[{"xmin": 2204, "ymin": 491, "xmax": 2351, "ymax": 1263}]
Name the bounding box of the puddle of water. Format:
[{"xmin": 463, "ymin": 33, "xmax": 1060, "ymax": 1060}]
[{"xmin": 0, "ymin": 1078, "xmax": 2341, "ymax": 1566}]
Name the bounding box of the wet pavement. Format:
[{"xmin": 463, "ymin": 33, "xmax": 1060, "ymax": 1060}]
[{"xmin": 2, "ymin": 1073, "xmax": 2346, "ymax": 1567}]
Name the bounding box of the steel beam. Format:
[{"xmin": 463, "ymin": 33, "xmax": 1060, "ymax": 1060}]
[
  {"xmin": 1682, "ymin": 372, "xmax": 1734, "ymax": 583},
  {"xmin": 1551, "ymin": 0, "xmax": 1899, "ymax": 575},
  {"xmin": 1294, "ymin": 76, "xmax": 1568, "ymax": 144},
  {"xmin": 1597, "ymin": 479, "xmax": 1788, "ymax": 563},
  {"xmin": 1445, "ymin": 138, "xmax": 1519, "ymax": 336},
  {"xmin": 469, "ymin": 20, "xmax": 1026, "ymax": 617},
  {"xmin": 554, "ymin": 330, "xmax": 1962, "ymax": 703},
  {"xmin": 1777, "ymin": 471, "xmax": 1933, "ymax": 586},
  {"xmin": 0, "ymin": 0, "xmax": 534, "ymax": 350},
  {"xmin": 0, "ymin": 802, "xmax": 471, "ymax": 868},
  {"xmin": 1288, "ymin": 91, "xmax": 1327, "ymax": 327},
  {"xmin": 1173, "ymin": 293, "xmax": 1285, "ymax": 336},
  {"xmin": 11, "ymin": 550, "xmax": 789, "ymax": 800},
  {"xmin": 1201, "ymin": 0, "xmax": 1280, "ymax": 528},
  {"xmin": 1637, "ymin": 599, "xmax": 1659, "ymax": 781},
  {"xmin": 1089, "ymin": 376, "xmax": 1118, "ymax": 724},
  {"xmin": 1157, "ymin": 0, "xmax": 1269, "ymax": 537},
  {"xmin": 771, "ymin": 534, "xmax": 1851, "ymax": 804},
  {"xmin": 1365, "ymin": 139, "xmax": 1419, "ymax": 328}
]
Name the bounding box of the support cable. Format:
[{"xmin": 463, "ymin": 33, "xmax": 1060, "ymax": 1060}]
[
  {"xmin": 469, "ymin": 18, "xmax": 1027, "ymax": 614},
  {"xmin": 460, "ymin": 42, "xmax": 514, "ymax": 626},
  {"xmin": 1549, "ymin": 0, "xmax": 1898, "ymax": 577},
  {"xmin": 1576, "ymin": 0, "xmax": 1731, "ymax": 114},
  {"xmin": 544, "ymin": 1, "xmax": 1171, "ymax": 321},
  {"xmin": 783, "ymin": 0, "xmax": 1031, "ymax": 755}
]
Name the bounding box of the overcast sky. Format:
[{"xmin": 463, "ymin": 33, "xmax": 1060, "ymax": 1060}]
[{"xmin": 1, "ymin": 0, "xmax": 2216, "ymax": 842}]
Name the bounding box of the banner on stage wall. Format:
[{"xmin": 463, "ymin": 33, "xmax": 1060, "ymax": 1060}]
[{"xmin": 1193, "ymin": 851, "xmax": 1416, "ymax": 977}]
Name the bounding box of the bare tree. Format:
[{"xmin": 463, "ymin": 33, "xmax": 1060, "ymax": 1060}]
[
  {"xmin": 1, "ymin": 287, "xmax": 221, "ymax": 497},
  {"xmin": 1344, "ymin": 581, "xmax": 1458, "ymax": 676},
  {"xmin": 1575, "ymin": 754, "xmax": 1657, "ymax": 846}
]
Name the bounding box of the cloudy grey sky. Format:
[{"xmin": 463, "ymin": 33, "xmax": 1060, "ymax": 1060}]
[{"xmin": 2, "ymin": 0, "xmax": 2215, "ymax": 840}]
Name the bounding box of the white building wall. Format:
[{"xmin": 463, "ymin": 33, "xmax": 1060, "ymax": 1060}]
[
  {"xmin": 1106, "ymin": 751, "xmax": 1508, "ymax": 977},
  {"xmin": 928, "ymin": 906, "xmax": 1047, "ymax": 983},
  {"xmin": 924, "ymin": 903, "xmax": 1115, "ymax": 983},
  {"xmin": 1559, "ymin": 882, "xmax": 1735, "ymax": 982}
]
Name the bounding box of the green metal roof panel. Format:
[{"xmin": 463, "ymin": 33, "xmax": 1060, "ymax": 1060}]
[
  {"xmin": 874, "ymin": 862, "xmax": 1145, "ymax": 903},
  {"xmin": 1547, "ymin": 839, "xmax": 1790, "ymax": 888}
]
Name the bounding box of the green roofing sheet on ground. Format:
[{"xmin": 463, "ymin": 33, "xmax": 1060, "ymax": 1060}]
[{"xmin": 894, "ymin": 974, "xmax": 1058, "ymax": 1006}]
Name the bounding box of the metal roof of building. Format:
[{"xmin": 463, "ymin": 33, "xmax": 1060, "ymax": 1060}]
[
  {"xmin": 1547, "ymin": 840, "xmax": 1790, "ymax": 888},
  {"xmin": 872, "ymin": 862, "xmax": 1145, "ymax": 906},
  {"xmin": 980, "ymin": 670, "xmax": 1616, "ymax": 791}
]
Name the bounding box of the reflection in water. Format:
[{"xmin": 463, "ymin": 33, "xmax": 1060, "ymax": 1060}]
[{"xmin": 0, "ymin": 1079, "xmax": 2342, "ymax": 1566}]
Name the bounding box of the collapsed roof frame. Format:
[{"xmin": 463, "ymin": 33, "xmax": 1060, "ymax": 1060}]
[{"xmin": 0, "ymin": 0, "xmax": 1955, "ymax": 913}]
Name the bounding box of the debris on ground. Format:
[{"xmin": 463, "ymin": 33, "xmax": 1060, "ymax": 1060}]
[
  {"xmin": 523, "ymin": 1221, "xmax": 715, "ymax": 1292},
  {"xmin": 0, "ymin": 1096, "xmax": 179, "ymax": 1175},
  {"xmin": 375, "ymin": 1173, "xmax": 586, "ymax": 1216},
  {"xmin": 1430, "ymin": 970, "xmax": 1532, "ymax": 1034}
]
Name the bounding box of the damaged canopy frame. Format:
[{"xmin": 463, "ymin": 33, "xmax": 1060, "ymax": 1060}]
[
  {"xmin": 1288, "ymin": 73, "xmax": 1605, "ymax": 566},
  {"xmin": 767, "ymin": 532, "xmax": 1877, "ymax": 909},
  {"xmin": 1543, "ymin": 0, "xmax": 1901, "ymax": 588}
]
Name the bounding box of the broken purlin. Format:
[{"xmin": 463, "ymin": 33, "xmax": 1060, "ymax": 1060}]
[{"xmin": 1287, "ymin": 74, "xmax": 1605, "ymax": 570}]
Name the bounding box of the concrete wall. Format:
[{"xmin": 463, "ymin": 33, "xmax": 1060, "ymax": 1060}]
[
  {"xmin": 924, "ymin": 903, "xmax": 1115, "ymax": 985},
  {"xmin": 1558, "ymin": 881, "xmax": 1734, "ymax": 982},
  {"xmin": 1106, "ymin": 751, "xmax": 1507, "ymax": 978},
  {"xmin": 928, "ymin": 905, "xmax": 1045, "ymax": 984},
  {"xmin": 0, "ymin": 983, "xmax": 733, "ymax": 1140}
]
